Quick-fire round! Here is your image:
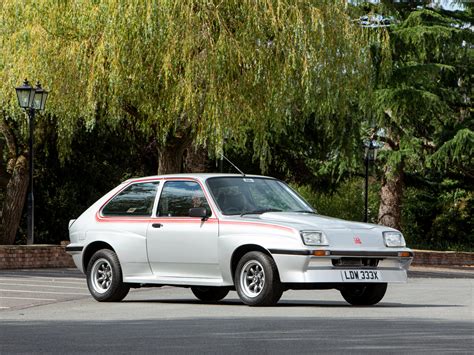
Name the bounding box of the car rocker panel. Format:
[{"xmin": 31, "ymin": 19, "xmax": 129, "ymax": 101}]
[{"xmin": 67, "ymin": 173, "xmax": 413, "ymax": 306}]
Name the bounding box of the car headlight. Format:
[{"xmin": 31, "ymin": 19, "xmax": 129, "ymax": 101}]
[
  {"xmin": 383, "ymin": 231, "xmax": 406, "ymax": 247},
  {"xmin": 300, "ymin": 231, "xmax": 329, "ymax": 246}
]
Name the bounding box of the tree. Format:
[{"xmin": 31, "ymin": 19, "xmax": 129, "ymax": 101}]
[
  {"xmin": 1, "ymin": 0, "xmax": 372, "ymax": 242},
  {"xmin": 0, "ymin": 116, "xmax": 29, "ymax": 244},
  {"xmin": 1, "ymin": 0, "xmax": 371, "ymax": 171},
  {"xmin": 361, "ymin": 2, "xmax": 473, "ymax": 230}
]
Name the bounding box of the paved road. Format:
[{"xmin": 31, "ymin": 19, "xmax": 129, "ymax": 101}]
[
  {"xmin": 0, "ymin": 268, "xmax": 88, "ymax": 310},
  {"xmin": 0, "ymin": 268, "xmax": 472, "ymax": 354}
]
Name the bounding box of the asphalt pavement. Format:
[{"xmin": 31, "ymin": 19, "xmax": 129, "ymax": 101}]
[
  {"xmin": 0, "ymin": 267, "xmax": 472, "ymax": 354},
  {"xmin": 0, "ymin": 268, "xmax": 87, "ymax": 310}
]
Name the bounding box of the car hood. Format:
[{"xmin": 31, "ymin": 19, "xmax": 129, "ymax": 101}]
[{"xmin": 252, "ymin": 212, "xmax": 379, "ymax": 231}]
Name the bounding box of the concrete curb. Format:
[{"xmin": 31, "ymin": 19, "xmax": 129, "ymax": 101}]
[{"xmin": 0, "ymin": 244, "xmax": 473, "ymax": 269}]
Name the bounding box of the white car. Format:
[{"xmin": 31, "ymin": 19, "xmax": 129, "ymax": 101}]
[{"xmin": 67, "ymin": 174, "xmax": 413, "ymax": 306}]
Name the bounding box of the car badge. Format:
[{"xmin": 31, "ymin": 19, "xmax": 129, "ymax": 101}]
[{"xmin": 354, "ymin": 236, "xmax": 362, "ymax": 245}]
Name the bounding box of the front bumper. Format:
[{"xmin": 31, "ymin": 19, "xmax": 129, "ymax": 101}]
[{"xmin": 271, "ymin": 249, "xmax": 413, "ymax": 284}]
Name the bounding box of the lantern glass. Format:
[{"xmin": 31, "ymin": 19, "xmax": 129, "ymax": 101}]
[
  {"xmin": 40, "ymin": 90, "xmax": 48, "ymax": 110},
  {"xmin": 364, "ymin": 141, "xmax": 377, "ymax": 161},
  {"xmin": 367, "ymin": 148, "xmax": 377, "ymax": 161},
  {"xmin": 32, "ymin": 83, "xmax": 48, "ymax": 110},
  {"xmin": 15, "ymin": 80, "xmax": 35, "ymax": 109}
]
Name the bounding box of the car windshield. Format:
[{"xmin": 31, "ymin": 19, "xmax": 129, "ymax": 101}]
[{"xmin": 206, "ymin": 177, "xmax": 315, "ymax": 216}]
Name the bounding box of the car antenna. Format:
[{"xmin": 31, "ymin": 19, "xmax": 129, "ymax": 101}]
[{"xmin": 220, "ymin": 153, "xmax": 246, "ymax": 177}]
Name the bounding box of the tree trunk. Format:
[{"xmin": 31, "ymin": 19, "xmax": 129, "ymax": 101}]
[
  {"xmin": 157, "ymin": 135, "xmax": 193, "ymax": 175},
  {"xmin": 377, "ymin": 162, "xmax": 404, "ymax": 230},
  {"xmin": 158, "ymin": 146, "xmax": 184, "ymax": 174},
  {"xmin": 183, "ymin": 145, "xmax": 208, "ymax": 173},
  {"xmin": 0, "ymin": 155, "xmax": 29, "ymax": 245}
]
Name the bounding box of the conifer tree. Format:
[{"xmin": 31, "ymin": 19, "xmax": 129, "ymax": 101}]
[{"xmin": 366, "ymin": 1, "xmax": 473, "ymax": 229}]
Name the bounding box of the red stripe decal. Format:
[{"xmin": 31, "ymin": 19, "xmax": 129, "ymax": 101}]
[{"xmin": 219, "ymin": 220, "xmax": 295, "ymax": 233}]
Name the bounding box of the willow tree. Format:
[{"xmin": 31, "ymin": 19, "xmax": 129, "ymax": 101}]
[{"xmin": 1, "ymin": 0, "xmax": 370, "ymax": 243}]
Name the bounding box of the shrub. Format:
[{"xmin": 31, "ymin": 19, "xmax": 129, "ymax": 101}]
[{"xmin": 293, "ymin": 178, "xmax": 380, "ymax": 224}]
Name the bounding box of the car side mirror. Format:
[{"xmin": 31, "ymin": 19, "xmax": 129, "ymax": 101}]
[{"xmin": 189, "ymin": 207, "xmax": 208, "ymax": 221}]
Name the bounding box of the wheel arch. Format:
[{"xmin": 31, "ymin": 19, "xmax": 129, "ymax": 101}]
[
  {"xmin": 230, "ymin": 244, "xmax": 275, "ymax": 282},
  {"xmin": 82, "ymin": 241, "xmax": 116, "ymax": 271}
]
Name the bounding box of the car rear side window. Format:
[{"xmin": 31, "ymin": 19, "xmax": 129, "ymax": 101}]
[
  {"xmin": 102, "ymin": 182, "xmax": 159, "ymax": 216},
  {"xmin": 157, "ymin": 181, "xmax": 210, "ymax": 217}
]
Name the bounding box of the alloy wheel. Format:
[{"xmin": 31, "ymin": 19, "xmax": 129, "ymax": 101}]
[
  {"xmin": 240, "ymin": 260, "xmax": 266, "ymax": 297},
  {"xmin": 90, "ymin": 258, "xmax": 113, "ymax": 294}
]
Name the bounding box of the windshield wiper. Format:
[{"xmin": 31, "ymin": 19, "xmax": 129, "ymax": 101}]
[
  {"xmin": 291, "ymin": 210, "xmax": 317, "ymax": 214},
  {"xmin": 240, "ymin": 208, "xmax": 282, "ymax": 216}
]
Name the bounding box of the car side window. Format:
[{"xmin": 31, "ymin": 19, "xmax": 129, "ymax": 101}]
[
  {"xmin": 157, "ymin": 181, "xmax": 210, "ymax": 217},
  {"xmin": 102, "ymin": 182, "xmax": 159, "ymax": 216}
]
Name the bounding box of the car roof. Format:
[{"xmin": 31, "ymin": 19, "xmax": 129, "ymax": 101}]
[{"xmin": 124, "ymin": 173, "xmax": 276, "ymax": 184}]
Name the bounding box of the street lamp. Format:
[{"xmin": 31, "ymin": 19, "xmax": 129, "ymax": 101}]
[
  {"xmin": 15, "ymin": 79, "xmax": 49, "ymax": 245},
  {"xmin": 363, "ymin": 139, "xmax": 378, "ymax": 223}
]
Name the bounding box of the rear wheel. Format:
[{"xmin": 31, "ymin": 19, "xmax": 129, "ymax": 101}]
[
  {"xmin": 235, "ymin": 251, "xmax": 283, "ymax": 306},
  {"xmin": 191, "ymin": 287, "xmax": 229, "ymax": 303},
  {"xmin": 340, "ymin": 283, "xmax": 387, "ymax": 306},
  {"xmin": 86, "ymin": 249, "xmax": 130, "ymax": 302}
]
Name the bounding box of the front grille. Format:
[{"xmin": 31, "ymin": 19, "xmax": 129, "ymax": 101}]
[{"xmin": 331, "ymin": 257, "xmax": 380, "ymax": 268}]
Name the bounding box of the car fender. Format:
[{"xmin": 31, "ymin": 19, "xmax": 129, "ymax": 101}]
[
  {"xmin": 83, "ymin": 228, "xmax": 152, "ymax": 278},
  {"xmin": 218, "ymin": 232, "xmax": 303, "ymax": 284}
]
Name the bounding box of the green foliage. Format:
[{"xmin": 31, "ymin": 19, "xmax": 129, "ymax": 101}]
[
  {"xmin": 372, "ymin": 6, "xmax": 473, "ymax": 153},
  {"xmin": 351, "ymin": 3, "xmax": 474, "ymax": 233},
  {"xmin": 430, "ymin": 128, "xmax": 474, "ymax": 173},
  {"xmin": 293, "ymin": 178, "xmax": 381, "ymax": 224},
  {"xmin": 295, "ymin": 176, "xmax": 473, "ymax": 251},
  {"xmin": 402, "ymin": 183, "xmax": 473, "ymax": 251},
  {"xmin": 0, "ymin": 0, "xmax": 374, "ymax": 243},
  {"xmin": 31, "ymin": 117, "xmax": 156, "ymax": 244},
  {"xmin": 0, "ymin": 0, "xmax": 371, "ymax": 170},
  {"xmin": 1, "ymin": 1, "xmax": 472, "ymax": 250}
]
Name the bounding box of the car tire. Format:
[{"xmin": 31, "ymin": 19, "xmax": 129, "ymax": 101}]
[
  {"xmin": 235, "ymin": 251, "xmax": 283, "ymax": 306},
  {"xmin": 340, "ymin": 283, "xmax": 387, "ymax": 306},
  {"xmin": 86, "ymin": 249, "xmax": 130, "ymax": 302},
  {"xmin": 191, "ymin": 287, "xmax": 230, "ymax": 303}
]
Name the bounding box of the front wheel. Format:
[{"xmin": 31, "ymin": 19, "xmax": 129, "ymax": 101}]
[
  {"xmin": 340, "ymin": 283, "xmax": 387, "ymax": 306},
  {"xmin": 191, "ymin": 287, "xmax": 229, "ymax": 303},
  {"xmin": 235, "ymin": 251, "xmax": 283, "ymax": 306},
  {"xmin": 86, "ymin": 249, "xmax": 130, "ymax": 302}
]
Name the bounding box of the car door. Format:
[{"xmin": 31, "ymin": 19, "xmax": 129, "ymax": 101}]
[{"xmin": 146, "ymin": 179, "xmax": 220, "ymax": 280}]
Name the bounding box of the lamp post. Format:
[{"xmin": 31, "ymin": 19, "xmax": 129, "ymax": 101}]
[
  {"xmin": 15, "ymin": 79, "xmax": 49, "ymax": 245},
  {"xmin": 357, "ymin": 12, "xmax": 390, "ymax": 222},
  {"xmin": 364, "ymin": 139, "xmax": 377, "ymax": 223}
]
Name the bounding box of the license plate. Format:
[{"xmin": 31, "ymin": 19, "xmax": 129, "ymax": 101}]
[{"xmin": 341, "ymin": 270, "xmax": 382, "ymax": 282}]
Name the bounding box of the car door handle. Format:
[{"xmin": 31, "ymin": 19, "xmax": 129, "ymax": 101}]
[{"xmin": 152, "ymin": 223, "xmax": 163, "ymax": 228}]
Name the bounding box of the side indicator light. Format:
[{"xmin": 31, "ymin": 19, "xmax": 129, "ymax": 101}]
[
  {"xmin": 398, "ymin": 252, "xmax": 411, "ymax": 257},
  {"xmin": 313, "ymin": 250, "xmax": 330, "ymax": 257}
]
